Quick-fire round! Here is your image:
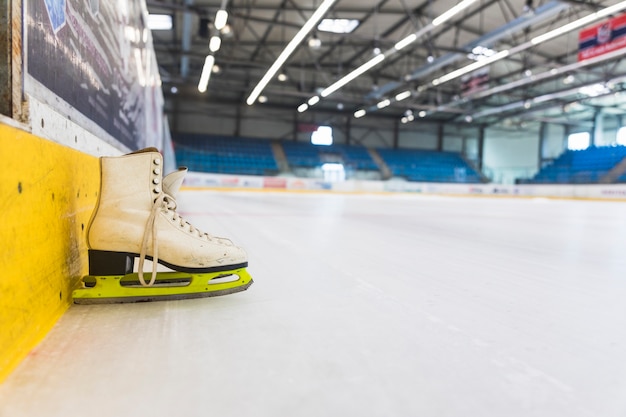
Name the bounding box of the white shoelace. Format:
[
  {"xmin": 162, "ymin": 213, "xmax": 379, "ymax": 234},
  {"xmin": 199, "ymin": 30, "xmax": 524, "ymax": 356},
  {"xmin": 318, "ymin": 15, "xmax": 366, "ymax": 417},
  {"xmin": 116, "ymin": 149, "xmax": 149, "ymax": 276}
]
[{"xmin": 136, "ymin": 193, "xmax": 227, "ymax": 286}]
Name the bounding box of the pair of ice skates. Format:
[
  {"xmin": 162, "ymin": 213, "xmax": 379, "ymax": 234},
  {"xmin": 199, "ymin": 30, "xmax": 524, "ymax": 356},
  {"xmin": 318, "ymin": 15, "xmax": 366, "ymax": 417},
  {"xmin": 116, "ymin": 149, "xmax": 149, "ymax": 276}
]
[{"xmin": 73, "ymin": 148, "xmax": 252, "ymax": 304}]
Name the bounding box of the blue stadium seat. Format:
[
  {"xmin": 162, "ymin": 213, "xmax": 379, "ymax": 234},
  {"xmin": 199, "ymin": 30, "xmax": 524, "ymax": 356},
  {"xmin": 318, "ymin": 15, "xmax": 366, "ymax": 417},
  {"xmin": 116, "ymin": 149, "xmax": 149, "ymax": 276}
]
[{"xmin": 525, "ymin": 145, "xmax": 626, "ymax": 184}]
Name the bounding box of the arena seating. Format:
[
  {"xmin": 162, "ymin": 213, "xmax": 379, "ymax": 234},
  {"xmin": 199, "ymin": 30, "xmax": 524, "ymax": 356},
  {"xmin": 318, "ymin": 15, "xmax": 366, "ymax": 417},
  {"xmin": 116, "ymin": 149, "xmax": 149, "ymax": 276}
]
[
  {"xmin": 173, "ymin": 135, "xmax": 279, "ymax": 176},
  {"xmin": 173, "ymin": 135, "xmax": 485, "ymax": 183},
  {"xmin": 281, "ymin": 141, "xmax": 378, "ymax": 171},
  {"xmin": 376, "ymin": 148, "xmax": 483, "ymax": 183},
  {"xmin": 525, "ymin": 145, "xmax": 626, "ymax": 184}
]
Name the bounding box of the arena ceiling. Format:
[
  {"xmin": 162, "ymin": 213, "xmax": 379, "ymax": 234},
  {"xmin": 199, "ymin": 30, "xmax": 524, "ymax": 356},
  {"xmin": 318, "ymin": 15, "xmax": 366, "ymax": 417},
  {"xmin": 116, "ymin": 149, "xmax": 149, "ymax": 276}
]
[{"xmin": 146, "ymin": 0, "xmax": 626, "ymax": 131}]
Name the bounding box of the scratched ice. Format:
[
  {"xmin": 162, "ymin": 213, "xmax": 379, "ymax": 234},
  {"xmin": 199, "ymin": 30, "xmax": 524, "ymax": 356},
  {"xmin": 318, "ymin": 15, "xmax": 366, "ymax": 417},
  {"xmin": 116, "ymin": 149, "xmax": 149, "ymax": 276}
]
[{"xmin": 1, "ymin": 191, "xmax": 626, "ymax": 417}]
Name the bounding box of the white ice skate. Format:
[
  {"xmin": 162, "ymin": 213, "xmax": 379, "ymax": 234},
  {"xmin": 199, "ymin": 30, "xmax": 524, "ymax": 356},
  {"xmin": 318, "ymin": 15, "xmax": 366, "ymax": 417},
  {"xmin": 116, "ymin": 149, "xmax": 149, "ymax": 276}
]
[{"xmin": 73, "ymin": 148, "xmax": 253, "ymax": 304}]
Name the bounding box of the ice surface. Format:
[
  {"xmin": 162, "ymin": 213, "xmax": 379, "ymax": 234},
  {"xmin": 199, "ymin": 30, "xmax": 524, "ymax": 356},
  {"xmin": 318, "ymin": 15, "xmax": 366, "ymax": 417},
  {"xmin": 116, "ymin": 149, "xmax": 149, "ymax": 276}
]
[{"xmin": 2, "ymin": 191, "xmax": 626, "ymax": 417}]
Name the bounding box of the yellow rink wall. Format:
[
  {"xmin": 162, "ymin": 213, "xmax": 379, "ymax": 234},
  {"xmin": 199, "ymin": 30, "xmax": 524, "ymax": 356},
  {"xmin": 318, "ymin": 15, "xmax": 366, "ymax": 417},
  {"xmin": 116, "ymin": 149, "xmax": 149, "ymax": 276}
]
[{"xmin": 0, "ymin": 122, "xmax": 99, "ymax": 382}]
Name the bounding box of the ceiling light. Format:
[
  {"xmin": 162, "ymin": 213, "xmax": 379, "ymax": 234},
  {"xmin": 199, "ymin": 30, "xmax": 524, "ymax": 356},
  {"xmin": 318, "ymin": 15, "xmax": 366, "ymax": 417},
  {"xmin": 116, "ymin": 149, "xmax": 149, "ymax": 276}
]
[
  {"xmin": 432, "ymin": 0, "xmax": 479, "ymax": 26},
  {"xmin": 376, "ymin": 99, "xmax": 391, "ymax": 109},
  {"xmin": 147, "ymin": 14, "xmax": 172, "ymax": 30},
  {"xmin": 418, "ymin": 111, "xmax": 427, "ymax": 117},
  {"xmin": 563, "ymin": 74, "xmax": 575, "ymax": 85},
  {"xmin": 394, "ymin": 34, "xmax": 417, "ymax": 51},
  {"xmin": 258, "ymin": 95, "xmax": 268, "ymax": 103},
  {"xmin": 299, "ymin": 0, "xmax": 481, "ymax": 110},
  {"xmin": 277, "ymin": 72, "xmax": 288, "ymax": 82},
  {"xmin": 467, "ymin": 46, "xmax": 496, "ymax": 61},
  {"xmin": 432, "ymin": 49, "xmax": 509, "ymax": 85},
  {"xmin": 579, "ymin": 83, "xmax": 611, "ymax": 97},
  {"xmin": 215, "ymin": 9, "xmax": 228, "ymax": 31},
  {"xmin": 317, "ymin": 18, "xmax": 359, "ymax": 34},
  {"xmin": 308, "ymin": 36, "xmax": 322, "ymax": 49},
  {"xmin": 220, "ymin": 24, "xmax": 232, "ymax": 36},
  {"xmin": 308, "ymin": 96, "xmax": 320, "ymax": 106},
  {"xmin": 531, "ymin": 2, "xmax": 626, "ymax": 45},
  {"xmin": 297, "ymin": 103, "xmax": 309, "ymax": 113},
  {"xmin": 354, "ymin": 109, "xmax": 366, "ymax": 118},
  {"xmin": 321, "ymin": 54, "xmax": 385, "ymax": 98},
  {"xmin": 395, "ymin": 90, "xmax": 411, "ymax": 101},
  {"xmin": 209, "ymin": 36, "xmax": 222, "ymax": 52},
  {"xmin": 246, "ymin": 0, "xmax": 338, "ymax": 105},
  {"xmin": 198, "ymin": 55, "xmax": 215, "ymax": 93}
]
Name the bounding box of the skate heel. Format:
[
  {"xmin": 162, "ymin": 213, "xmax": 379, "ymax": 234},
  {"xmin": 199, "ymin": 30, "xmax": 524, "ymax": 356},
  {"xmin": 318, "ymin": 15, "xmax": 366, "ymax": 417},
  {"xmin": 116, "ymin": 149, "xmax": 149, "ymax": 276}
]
[{"xmin": 88, "ymin": 250, "xmax": 135, "ymax": 275}]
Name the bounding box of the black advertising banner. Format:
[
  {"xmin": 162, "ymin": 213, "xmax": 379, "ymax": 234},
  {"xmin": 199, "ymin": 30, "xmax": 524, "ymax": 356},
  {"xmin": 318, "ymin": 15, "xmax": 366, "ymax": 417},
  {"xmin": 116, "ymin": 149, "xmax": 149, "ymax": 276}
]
[{"xmin": 26, "ymin": 0, "xmax": 164, "ymax": 150}]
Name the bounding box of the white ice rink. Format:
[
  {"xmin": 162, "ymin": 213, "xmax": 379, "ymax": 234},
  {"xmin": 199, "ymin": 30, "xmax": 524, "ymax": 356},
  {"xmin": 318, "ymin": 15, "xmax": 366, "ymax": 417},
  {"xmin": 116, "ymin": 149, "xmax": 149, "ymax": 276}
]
[{"xmin": 2, "ymin": 190, "xmax": 626, "ymax": 417}]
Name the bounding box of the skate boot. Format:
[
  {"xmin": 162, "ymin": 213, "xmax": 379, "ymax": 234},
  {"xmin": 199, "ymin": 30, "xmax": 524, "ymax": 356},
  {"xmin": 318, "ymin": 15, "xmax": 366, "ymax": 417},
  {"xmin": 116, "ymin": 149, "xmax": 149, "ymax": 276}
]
[{"xmin": 73, "ymin": 148, "xmax": 252, "ymax": 304}]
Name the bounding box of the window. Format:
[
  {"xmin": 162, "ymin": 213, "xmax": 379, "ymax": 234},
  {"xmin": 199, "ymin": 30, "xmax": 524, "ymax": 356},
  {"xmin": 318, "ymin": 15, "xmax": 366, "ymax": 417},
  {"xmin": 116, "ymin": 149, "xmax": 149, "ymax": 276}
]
[
  {"xmin": 147, "ymin": 14, "xmax": 173, "ymax": 30},
  {"xmin": 617, "ymin": 127, "xmax": 626, "ymax": 145},
  {"xmin": 567, "ymin": 132, "xmax": 590, "ymax": 150},
  {"xmin": 311, "ymin": 125, "xmax": 333, "ymax": 146},
  {"xmin": 322, "ymin": 163, "xmax": 345, "ymax": 182},
  {"xmin": 317, "ymin": 19, "xmax": 359, "ymax": 34}
]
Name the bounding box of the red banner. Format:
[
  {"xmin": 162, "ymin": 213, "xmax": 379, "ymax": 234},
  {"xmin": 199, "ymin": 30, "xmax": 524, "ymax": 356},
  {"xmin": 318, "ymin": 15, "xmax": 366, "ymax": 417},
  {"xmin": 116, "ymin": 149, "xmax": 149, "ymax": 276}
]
[{"xmin": 578, "ymin": 13, "xmax": 626, "ymax": 61}]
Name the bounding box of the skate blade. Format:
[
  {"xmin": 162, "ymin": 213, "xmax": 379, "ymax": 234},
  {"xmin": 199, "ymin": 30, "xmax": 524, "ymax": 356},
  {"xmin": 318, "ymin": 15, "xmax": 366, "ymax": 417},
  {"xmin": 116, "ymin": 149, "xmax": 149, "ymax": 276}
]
[{"xmin": 72, "ymin": 268, "xmax": 253, "ymax": 304}]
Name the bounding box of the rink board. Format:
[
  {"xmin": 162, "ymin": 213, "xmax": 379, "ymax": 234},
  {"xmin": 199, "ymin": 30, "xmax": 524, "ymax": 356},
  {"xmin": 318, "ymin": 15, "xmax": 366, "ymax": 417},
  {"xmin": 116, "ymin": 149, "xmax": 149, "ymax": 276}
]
[{"xmin": 0, "ymin": 121, "xmax": 99, "ymax": 382}]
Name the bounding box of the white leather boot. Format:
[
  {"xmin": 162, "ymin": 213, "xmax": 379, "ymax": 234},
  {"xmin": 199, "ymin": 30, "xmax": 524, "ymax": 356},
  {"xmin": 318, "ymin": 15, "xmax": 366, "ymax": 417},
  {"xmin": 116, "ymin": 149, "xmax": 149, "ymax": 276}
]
[{"xmin": 88, "ymin": 148, "xmax": 247, "ymax": 286}]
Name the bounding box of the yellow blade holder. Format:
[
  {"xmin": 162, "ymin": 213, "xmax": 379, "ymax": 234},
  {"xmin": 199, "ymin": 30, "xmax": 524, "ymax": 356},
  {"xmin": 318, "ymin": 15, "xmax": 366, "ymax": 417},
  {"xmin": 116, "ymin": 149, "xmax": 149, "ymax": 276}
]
[{"xmin": 72, "ymin": 268, "xmax": 253, "ymax": 304}]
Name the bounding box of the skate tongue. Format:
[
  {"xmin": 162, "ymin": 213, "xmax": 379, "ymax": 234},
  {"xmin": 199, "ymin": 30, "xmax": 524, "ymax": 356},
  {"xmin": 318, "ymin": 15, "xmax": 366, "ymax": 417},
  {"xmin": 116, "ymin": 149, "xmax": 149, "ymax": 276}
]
[{"xmin": 162, "ymin": 167, "xmax": 188, "ymax": 199}]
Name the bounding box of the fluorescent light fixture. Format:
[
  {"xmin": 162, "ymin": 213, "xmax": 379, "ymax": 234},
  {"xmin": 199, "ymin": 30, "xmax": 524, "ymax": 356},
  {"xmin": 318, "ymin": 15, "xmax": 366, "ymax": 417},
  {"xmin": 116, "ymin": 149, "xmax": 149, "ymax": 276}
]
[
  {"xmin": 318, "ymin": 18, "xmax": 359, "ymax": 34},
  {"xmin": 394, "ymin": 33, "xmax": 418, "ymax": 51},
  {"xmin": 198, "ymin": 55, "xmax": 215, "ymax": 93},
  {"xmin": 467, "ymin": 45, "xmax": 496, "ymax": 61},
  {"xmin": 209, "ymin": 36, "xmax": 222, "ymax": 52},
  {"xmin": 215, "ymin": 10, "xmax": 229, "ymax": 31},
  {"xmin": 376, "ymin": 99, "xmax": 391, "ymax": 109},
  {"xmin": 579, "ymin": 83, "xmax": 611, "ymax": 97},
  {"xmin": 246, "ymin": 0, "xmax": 338, "ymax": 105},
  {"xmin": 432, "ymin": 49, "xmax": 509, "ymax": 85},
  {"xmin": 354, "ymin": 109, "xmax": 366, "ymax": 118},
  {"xmin": 308, "ymin": 96, "xmax": 320, "ymax": 106},
  {"xmin": 531, "ymin": 1, "xmax": 626, "ymax": 45},
  {"xmin": 395, "ymin": 90, "xmax": 411, "ymax": 101},
  {"xmin": 321, "ymin": 54, "xmax": 385, "ymax": 98},
  {"xmin": 427, "ymin": 2, "xmax": 626, "ymax": 93},
  {"xmin": 298, "ymin": 103, "xmax": 309, "ymax": 112},
  {"xmin": 148, "ymin": 14, "xmax": 172, "ymax": 30},
  {"xmin": 432, "ymin": 0, "xmax": 479, "ymax": 26},
  {"xmin": 308, "ymin": 36, "xmax": 322, "ymax": 49},
  {"xmin": 299, "ymin": 0, "xmax": 481, "ymax": 110}
]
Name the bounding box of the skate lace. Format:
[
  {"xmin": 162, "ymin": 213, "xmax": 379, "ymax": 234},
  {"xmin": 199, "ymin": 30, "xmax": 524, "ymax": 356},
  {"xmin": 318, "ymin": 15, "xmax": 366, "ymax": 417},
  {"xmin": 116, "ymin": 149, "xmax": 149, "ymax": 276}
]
[{"xmin": 137, "ymin": 193, "xmax": 221, "ymax": 287}]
